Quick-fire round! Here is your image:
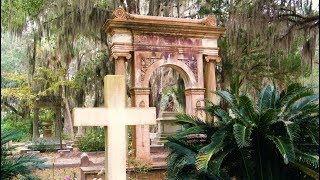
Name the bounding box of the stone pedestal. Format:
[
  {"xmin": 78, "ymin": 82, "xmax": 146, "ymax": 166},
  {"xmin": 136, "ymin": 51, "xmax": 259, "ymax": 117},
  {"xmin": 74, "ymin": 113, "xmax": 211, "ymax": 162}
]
[
  {"xmin": 43, "ymin": 129, "xmax": 52, "ymax": 138},
  {"xmin": 42, "ymin": 121, "xmax": 53, "ymax": 138},
  {"xmin": 154, "ymin": 111, "xmax": 182, "ymax": 145}
]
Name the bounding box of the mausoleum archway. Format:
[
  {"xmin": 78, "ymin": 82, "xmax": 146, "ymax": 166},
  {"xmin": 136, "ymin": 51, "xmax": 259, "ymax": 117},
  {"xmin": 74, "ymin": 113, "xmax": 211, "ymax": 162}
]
[
  {"xmin": 142, "ymin": 59, "xmax": 197, "ymax": 89},
  {"xmin": 104, "ymin": 7, "xmax": 225, "ymax": 162}
]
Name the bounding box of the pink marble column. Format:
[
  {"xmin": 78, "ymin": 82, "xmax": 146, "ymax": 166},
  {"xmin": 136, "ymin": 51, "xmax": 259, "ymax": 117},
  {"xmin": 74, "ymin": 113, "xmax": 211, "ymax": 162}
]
[
  {"xmin": 204, "ymin": 55, "xmax": 221, "ymax": 122},
  {"xmin": 130, "ymin": 88, "xmax": 152, "ymax": 163}
]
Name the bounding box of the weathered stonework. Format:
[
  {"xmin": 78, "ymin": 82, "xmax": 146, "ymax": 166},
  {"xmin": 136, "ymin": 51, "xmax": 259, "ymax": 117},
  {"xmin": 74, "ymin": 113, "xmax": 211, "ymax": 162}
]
[{"xmin": 104, "ymin": 7, "xmax": 225, "ymax": 164}]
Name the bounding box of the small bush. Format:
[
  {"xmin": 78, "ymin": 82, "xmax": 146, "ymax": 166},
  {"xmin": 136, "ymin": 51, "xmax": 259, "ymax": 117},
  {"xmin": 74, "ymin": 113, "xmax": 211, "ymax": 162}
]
[
  {"xmin": 1, "ymin": 113, "xmax": 32, "ymax": 142},
  {"xmin": 30, "ymin": 138, "xmax": 56, "ymax": 152},
  {"xmin": 1, "ymin": 131, "xmax": 48, "ymax": 179},
  {"xmin": 77, "ymin": 127, "xmax": 105, "ymax": 152}
]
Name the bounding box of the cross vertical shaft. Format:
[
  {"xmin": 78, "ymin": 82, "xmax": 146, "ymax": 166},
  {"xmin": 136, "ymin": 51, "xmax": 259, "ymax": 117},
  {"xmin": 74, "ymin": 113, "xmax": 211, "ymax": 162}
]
[
  {"xmin": 104, "ymin": 75, "xmax": 126, "ymax": 180},
  {"xmin": 73, "ymin": 75, "xmax": 156, "ymax": 180}
]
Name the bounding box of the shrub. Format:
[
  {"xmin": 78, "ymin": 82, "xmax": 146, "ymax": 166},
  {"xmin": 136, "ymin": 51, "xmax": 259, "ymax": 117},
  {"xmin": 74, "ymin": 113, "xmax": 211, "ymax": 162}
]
[
  {"xmin": 30, "ymin": 138, "xmax": 56, "ymax": 152},
  {"xmin": 77, "ymin": 127, "xmax": 105, "ymax": 152},
  {"xmin": 1, "ymin": 131, "xmax": 48, "ymax": 179},
  {"xmin": 166, "ymin": 83, "xmax": 319, "ymax": 179},
  {"xmin": 1, "ymin": 113, "xmax": 32, "ymax": 142}
]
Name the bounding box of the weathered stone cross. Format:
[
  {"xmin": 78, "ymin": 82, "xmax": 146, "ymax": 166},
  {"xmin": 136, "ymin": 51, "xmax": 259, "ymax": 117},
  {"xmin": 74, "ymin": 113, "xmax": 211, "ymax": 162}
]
[{"xmin": 73, "ymin": 75, "xmax": 156, "ymax": 180}]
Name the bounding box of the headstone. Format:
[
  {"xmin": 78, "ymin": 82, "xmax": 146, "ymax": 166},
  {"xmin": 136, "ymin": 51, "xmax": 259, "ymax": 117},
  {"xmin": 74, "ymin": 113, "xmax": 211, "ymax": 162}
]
[
  {"xmin": 154, "ymin": 111, "xmax": 182, "ymax": 145},
  {"xmin": 80, "ymin": 153, "xmax": 94, "ymax": 167},
  {"xmin": 73, "ymin": 75, "xmax": 156, "ymax": 180}
]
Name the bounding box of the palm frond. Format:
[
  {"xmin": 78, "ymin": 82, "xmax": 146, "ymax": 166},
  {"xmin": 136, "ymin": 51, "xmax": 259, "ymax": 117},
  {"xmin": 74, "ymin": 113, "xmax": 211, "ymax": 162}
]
[
  {"xmin": 258, "ymin": 84, "xmax": 274, "ymax": 112},
  {"xmin": 290, "ymin": 94, "xmax": 319, "ymax": 113},
  {"xmin": 196, "ymin": 131, "xmax": 225, "ymax": 172},
  {"xmin": 268, "ymin": 136, "xmax": 295, "ymax": 164},
  {"xmin": 166, "ymin": 137, "xmax": 197, "ymax": 154},
  {"xmin": 233, "ymin": 123, "xmax": 252, "ymax": 148},
  {"xmin": 175, "ymin": 125, "xmax": 209, "ymax": 138},
  {"xmin": 215, "ymin": 90, "xmax": 249, "ymax": 125},
  {"xmin": 214, "ymin": 108, "xmax": 233, "ymax": 126},
  {"xmin": 295, "ymin": 150, "xmax": 319, "ymax": 168},
  {"xmin": 290, "ymin": 161, "xmax": 319, "ymax": 180},
  {"xmin": 239, "ymin": 95, "xmax": 256, "ymax": 122},
  {"xmin": 206, "ymin": 148, "xmax": 233, "ymax": 176},
  {"xmin": 258, "ymin": 108, "xmax": 278, "ymax": 128},
  {"xmin": 286, "ymin": 123, "xmax": 300, "ymax": 142},
  {"xmin": 175, "ymin": 114, "xmax": 206, "ymax": 127},
  {"xmin": 279, "ymin": 83, "xmax": 303, "ymax": 102},
  {"xmin": 280, "ymin": 86, "xmax": 314, "ymax": 113},
  {"xmin": 1, "ymin": 131, "xmax": 22, "ymax": 146}
]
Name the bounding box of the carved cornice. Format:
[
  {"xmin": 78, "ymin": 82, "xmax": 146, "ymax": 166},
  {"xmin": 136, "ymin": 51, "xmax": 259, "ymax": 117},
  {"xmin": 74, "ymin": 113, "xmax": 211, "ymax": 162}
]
[
  {"xmin": 130, "ymin": 87, "xmax": 151, "ymax": 95},
  {"xmin": 104, "ymin": 8, "xmax": 226, "ymax": 38},
  {"xmin": 204, "ymin": 55, "xmax": 221, "ymax": 63},
  {"xmin": 111, "ymin": 52, "xmax": 132, "ymax": 60},
  {"xmin": 184, "ymin": 88, "xmax": 206, "ymax": 95}
]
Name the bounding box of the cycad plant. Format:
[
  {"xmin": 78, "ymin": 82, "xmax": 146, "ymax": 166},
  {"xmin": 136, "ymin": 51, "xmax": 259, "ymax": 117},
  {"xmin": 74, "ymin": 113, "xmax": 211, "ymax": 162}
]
[
  {"xmin": 1, "ymin": 131, "xmax": 48, "ymax": 179},
  {"xmin": 165, "ymin": 83, "xmax": 319, "ymax": 179}
]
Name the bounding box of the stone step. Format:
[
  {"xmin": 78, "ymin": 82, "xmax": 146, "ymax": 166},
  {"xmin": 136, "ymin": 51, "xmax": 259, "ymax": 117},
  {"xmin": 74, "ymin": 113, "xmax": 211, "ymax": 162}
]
[
  {"xmin": 26, "ymin": 151, "xmax": 40, "ymax": 155},
  {"xmin": 20, "ymin": 148, "xmax": 31, "ymax": 154}
]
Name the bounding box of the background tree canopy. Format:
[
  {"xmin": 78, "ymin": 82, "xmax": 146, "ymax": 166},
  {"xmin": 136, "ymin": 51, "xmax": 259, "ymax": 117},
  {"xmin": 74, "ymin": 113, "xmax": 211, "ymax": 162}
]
[{"xmin": 1, "ymin": 0, "xmax": 318, "ymax": 138}]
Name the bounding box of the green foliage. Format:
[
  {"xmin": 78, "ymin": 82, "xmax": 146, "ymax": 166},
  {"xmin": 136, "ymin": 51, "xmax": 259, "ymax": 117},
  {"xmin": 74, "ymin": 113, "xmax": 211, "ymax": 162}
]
[
  {"xmin": 1, "ymin": 113, "xmax": 32, "ymax": 142},
  {"xmin": 77, "ymin": 127, "xmax": 105, "ymax": 152},
  {"xmin": 1, "ymin": 0, "xmax": 44, "ymax": 31},
  {"xmin": 1, "ymin": 33, "xmax": 29, "ymax": 74},
  {"xmin": 32, "ymin": 67, "xmax": 74, "ymax": 96},
  {"xmin": 30, "ymin": 138, "xmax": 56, "ymax": 152},
  {"xmin": 1, "ymin": 131, "xmax": 48, "ymax": 180},
  {"xmin": 166, "ymin": 83, "xmax": 319, "ymax": 179}
]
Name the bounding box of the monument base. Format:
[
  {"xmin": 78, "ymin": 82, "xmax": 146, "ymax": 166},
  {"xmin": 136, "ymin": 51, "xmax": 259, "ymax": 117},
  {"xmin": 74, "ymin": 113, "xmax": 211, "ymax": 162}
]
[{"xmin": 153, "ymin": 111, "xmax": 182, "ymax": 146}]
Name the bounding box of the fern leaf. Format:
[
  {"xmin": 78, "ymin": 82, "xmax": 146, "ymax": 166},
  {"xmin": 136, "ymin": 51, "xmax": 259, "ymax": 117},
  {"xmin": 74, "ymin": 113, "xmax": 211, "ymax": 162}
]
[
  {"xmin": 196, "ymin": 131, "xmax": 225, "ymax": 172},
  {"xmin": 285, "ymin": 123, "xmax": 300, "ymax": 141},
  {"xmin": 295, "ymin": 150, "xmax": 319, "ymax": 168},
  {"xmin": 268, "ymin": 136, "xmax": 295, "ymax": 164},
  {"xmin": 258, "ymin": 84, "xmax": 274, "ymax": 112},
  {"xmin": 233, "ymin": 123, "xmax": 252, "ymax": 148}
]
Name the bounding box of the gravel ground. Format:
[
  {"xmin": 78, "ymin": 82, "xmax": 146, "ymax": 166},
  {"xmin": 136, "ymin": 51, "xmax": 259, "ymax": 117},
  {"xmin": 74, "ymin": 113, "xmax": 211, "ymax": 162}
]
[{"xmin": 12, "ymin": 143, "xmax": 169, "ymax": 179}]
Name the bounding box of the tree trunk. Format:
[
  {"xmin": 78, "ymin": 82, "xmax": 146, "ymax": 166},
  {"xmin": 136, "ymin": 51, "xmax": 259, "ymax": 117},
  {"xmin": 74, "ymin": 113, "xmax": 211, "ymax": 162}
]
[
  {"xmin": 148, "ymin": 0, "xmax": 154, "ymax": 15},
  {"xmin": 62, "ymin": 86, "xmax": 74, "ymax": 138}
]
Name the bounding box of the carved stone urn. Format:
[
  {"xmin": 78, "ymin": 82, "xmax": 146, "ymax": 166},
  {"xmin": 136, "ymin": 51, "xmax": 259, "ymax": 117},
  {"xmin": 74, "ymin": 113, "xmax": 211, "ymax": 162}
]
[{"xmin": 41, "ymin": 121, "xmax": 53, "ymax": 138}]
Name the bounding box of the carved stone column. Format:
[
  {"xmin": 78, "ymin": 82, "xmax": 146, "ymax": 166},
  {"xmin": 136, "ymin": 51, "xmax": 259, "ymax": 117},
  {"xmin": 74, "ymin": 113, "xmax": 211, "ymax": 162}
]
[
  {"xmin": 130, "ymin": 87, "xmax": 152, "ymax": 163},
  {"xmin": 112, "ymin": 52, "xmax": 131, "ymax": 75},
  {"xmin": 204, "ymin": 55, "xmax": 221, "ymax": 104},
  {"xmin": 204, "ymin": 55, "xmax": 221, "ymax": 122},
  {"xmin": 184, "ymin": 88, "xmax": 206, "ymax": 120}
]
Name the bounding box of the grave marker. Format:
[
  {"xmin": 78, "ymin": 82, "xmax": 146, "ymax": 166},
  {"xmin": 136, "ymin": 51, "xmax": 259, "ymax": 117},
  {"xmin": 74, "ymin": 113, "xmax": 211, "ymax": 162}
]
[{"xmin": 73, "ymin": 75, "xmax": 156, "ymax": 180}]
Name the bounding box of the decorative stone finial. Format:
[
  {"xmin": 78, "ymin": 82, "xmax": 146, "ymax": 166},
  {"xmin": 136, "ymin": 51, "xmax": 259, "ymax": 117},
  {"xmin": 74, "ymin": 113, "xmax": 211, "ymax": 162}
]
[
  {"xmin": 200, "ymin": 15, "xmax": 217, "ymax": 27},
  {"xmin": 112, "ymin": 8, "xmax": 127, "ymax": 20}
]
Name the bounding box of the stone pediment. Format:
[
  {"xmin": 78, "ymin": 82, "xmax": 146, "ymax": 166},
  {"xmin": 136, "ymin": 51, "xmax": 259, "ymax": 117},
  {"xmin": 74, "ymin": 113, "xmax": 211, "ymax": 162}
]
[{"xmin": 104, "ymin": 8, "xmax": 225, "ymax": 38}]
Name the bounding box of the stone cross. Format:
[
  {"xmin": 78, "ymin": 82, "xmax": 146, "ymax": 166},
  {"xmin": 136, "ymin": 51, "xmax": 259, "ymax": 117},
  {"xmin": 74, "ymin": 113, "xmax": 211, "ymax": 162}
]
[{"xmin": 73, "ymin": 75, "xmax": 156, "ymax": 180}]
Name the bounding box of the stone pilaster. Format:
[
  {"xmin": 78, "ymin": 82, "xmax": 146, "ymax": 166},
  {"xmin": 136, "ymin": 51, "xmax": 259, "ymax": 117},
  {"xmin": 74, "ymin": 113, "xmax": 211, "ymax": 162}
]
[
  {"xmin": 184, "ymin": 88, "xmax": 206, "ymax": 120},
  {"xmin": 204, "ymin": 55, "xmax": 221, "ymax": 104},
  {"xmin": 204, "ymin": 55, "xmax": 221, "ymax": 122},
  {"xmin": 130, "ymin": 87, "xmax": 152, "ymax": 163}
]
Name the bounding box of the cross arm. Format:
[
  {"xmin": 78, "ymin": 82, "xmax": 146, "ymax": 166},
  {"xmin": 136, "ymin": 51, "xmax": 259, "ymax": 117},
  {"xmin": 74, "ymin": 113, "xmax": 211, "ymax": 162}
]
[{"xmin": 73, "ymin": 107, "xmax": 156, "ymax": 126}]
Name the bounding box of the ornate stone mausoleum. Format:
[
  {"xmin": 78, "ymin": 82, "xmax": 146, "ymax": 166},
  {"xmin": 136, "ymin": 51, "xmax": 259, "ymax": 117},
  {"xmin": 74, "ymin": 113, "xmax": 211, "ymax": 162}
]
[{"xmin": 104, "ymin": 8, "xmax": 225, "ymax": 162}]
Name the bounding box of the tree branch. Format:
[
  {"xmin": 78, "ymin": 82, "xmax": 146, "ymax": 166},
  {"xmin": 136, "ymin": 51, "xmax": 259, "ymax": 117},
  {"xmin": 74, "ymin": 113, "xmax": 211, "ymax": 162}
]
[{"xmin": 2, "ymin": 101, "xmax": 24, "ymax": 117}]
